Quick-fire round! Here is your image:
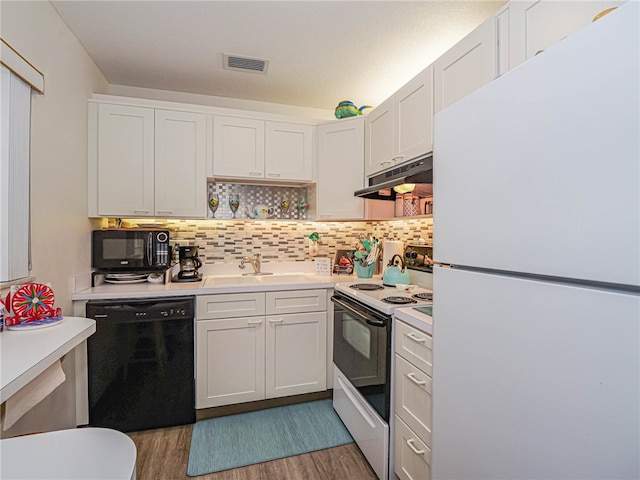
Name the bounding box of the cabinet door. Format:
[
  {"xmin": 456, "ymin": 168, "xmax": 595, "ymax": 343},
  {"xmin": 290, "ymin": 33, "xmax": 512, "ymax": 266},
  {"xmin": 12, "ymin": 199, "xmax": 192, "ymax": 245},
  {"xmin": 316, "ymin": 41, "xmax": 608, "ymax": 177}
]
[
  {"xmin": 97, "ymin": 104, "xmax": 155, "ymax": 217},
  {"xmin": 154, "ymin": 110, "xmax": 207, "ymax": 218},
  {"xmin": 212, "ymin": 116, "xmax": 265, "ymax": 179},
  {"xmin": 508, "ymin": 0, "xmax": 624, "ymax": 70},
  {"xmin": 433, "ymin": 15, "xmax": 497, "ymax": 113},
  {"xmin": 195, "ymin": 317, "xmax": 265, "ymax": 408},
  {"xmin": 265, "ymin": 122, "xmax": 313, "ymax": 181},
  {"xmin": 265, "ymin": 311, "xmax": 327, "ymax": 399},
  {"xmin": 317, "ymin": 118, "xmax": 365, "ymax": 220},
  {"xmin": 395, "ymin": 65, "xmax": 434, "ymax": 163},
  {"xmin": 364, "ymin": 96, "xmax": 394, "ymax": 177}
]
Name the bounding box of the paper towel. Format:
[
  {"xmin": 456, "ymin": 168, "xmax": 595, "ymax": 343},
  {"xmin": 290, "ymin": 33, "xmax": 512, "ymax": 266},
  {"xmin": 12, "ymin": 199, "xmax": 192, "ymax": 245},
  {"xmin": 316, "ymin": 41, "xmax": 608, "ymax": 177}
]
[
  {"xmin": 3, "ymin": 359, "xmax": 66, "ymax": 431},
  {"xmin": 382, "ymin": 240, "xmax": 404, "ymax": 269}
]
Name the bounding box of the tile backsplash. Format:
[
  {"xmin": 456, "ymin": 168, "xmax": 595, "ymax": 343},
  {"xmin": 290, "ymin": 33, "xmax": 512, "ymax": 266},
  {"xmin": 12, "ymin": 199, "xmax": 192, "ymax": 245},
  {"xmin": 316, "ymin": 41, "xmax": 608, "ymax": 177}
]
[
  {"xmin": 165, "ymin": 218, "xmax": 433, "ymax": 263},
  {"xmin": 207, "ymin": 182, "xmax": 310, "ymax": 220}
]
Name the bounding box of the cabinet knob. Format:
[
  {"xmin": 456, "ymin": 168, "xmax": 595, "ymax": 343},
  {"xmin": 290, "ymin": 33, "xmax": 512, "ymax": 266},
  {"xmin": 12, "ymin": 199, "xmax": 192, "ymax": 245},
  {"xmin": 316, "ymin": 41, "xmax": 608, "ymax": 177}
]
[
  {"xmin": 133, "ymin": 210, "xmax": 150, "ymax": 214},
  {"xmin": 249, "ymin": 171, "xmax": 262, "ymax": 176},
  {"xmin": 156, "ymin": 210, "xmax": 173, "ymax": 215},
  {"xmin": 267, "ymin": 172, "xmax": 281, "ymax": 177}
]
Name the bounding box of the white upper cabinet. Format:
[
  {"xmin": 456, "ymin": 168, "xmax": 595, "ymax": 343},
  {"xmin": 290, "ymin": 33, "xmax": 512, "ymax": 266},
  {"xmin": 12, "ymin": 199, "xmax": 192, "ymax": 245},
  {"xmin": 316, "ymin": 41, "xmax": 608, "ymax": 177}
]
[
  {"xmin": 213, "ymin": 117, "xmax": 314, "ymax": 182},
  {"xmin": 317, "ymin": 117, "xmax": 365, "ymax": 220},
  {"xmin": 212, "ymin": 116, "xmax": 265, "ymax": 179},
  {"xmin": 365, "ymin": 65, "xmax": 433, "ymax": 177},
  {"xmin": 508, "ymin": 0, "xmax": 624, "ymax": 70},
  {"xmin": 265, "ymin": 122, "xmax": 313, "ymax": 181},
  {"xmin": 434, "ymin": 15, "xmax": 497, "ymax": 113},
  {"xmin": 154, "ymin": 109, "xmax": 207, "ymax": 218},
  {"xmin": 94, "ymin": 104, "xmax": 155, "ymax": 217},
  {"xmin": 395, "ymin": 68, "xmax": 434, "ymax": 164},
  {"xmin": 90, "ymin": 102, "xmax": 207, "ymax": 218},
  {"xmin": 365, "ymin": 97, "xmax": 394, "ymax": 177}
]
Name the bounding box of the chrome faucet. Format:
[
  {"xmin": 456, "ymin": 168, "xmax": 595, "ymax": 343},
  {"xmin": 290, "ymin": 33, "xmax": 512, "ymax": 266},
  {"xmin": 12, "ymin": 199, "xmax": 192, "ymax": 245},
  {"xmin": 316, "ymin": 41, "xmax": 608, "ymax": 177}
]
[{"xmin": 239, "ymin": 253, "xmax": 261, "ymax": 274}]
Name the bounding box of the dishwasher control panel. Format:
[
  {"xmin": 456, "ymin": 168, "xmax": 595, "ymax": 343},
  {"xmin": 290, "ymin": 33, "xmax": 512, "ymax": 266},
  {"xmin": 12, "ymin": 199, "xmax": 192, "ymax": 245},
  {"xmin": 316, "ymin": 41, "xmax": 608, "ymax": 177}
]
[{"xmin": 86, "ymin": 296, "xmax": 194, "ymax": 321}]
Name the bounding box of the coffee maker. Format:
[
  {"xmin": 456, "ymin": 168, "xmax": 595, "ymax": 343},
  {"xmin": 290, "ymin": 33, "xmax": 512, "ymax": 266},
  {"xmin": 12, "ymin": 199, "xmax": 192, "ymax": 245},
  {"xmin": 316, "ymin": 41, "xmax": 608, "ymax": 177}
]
[{"xmin": 173, "ymin": 245, "xmax": 203, "ymax": 282}]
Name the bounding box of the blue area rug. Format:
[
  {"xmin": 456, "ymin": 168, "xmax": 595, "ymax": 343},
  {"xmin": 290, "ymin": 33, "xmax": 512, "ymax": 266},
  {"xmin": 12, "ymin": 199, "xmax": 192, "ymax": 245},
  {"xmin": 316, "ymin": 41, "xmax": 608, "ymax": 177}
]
[{"xmin": 187, "ymin": 399, "xmax": 354, "ymax": 476}]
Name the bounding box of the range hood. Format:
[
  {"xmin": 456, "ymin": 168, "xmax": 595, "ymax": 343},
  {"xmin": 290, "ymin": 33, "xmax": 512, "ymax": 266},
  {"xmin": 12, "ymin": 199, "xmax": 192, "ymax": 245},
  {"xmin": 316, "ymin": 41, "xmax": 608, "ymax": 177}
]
[{"xmin": 355, "ymin": 155, "xmax": 433, "ymax": 201}]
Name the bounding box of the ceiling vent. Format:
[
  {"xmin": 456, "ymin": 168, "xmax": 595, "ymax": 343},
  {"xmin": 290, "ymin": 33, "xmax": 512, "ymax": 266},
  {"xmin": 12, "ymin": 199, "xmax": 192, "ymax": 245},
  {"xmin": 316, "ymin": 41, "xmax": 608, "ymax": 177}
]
[{"xmin": 223, "ymin": 54, "xmax": 269, "ymax": 74}]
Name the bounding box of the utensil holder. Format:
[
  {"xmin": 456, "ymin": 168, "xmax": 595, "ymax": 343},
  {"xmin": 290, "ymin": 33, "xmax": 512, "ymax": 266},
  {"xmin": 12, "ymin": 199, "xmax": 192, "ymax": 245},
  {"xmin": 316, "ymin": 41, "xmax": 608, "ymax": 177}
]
[{"xmin": 355, "ymin": 262, "xmax": 375, "ymax": 278}]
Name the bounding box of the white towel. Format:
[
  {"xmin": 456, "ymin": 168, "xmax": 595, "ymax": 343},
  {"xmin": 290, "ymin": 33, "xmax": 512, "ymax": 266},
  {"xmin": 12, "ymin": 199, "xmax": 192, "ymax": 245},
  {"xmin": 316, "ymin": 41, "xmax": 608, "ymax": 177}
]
[{"xmin": 2, "ymin": 359, "xmax": 66, "ymax": 431}]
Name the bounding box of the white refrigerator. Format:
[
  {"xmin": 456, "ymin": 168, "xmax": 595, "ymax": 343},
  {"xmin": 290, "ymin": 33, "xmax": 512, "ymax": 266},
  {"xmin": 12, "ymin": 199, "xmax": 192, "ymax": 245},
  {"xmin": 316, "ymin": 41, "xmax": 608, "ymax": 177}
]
[{"xmin": 431, "ymin": 2, "xmax": 639, "ymax": 479}]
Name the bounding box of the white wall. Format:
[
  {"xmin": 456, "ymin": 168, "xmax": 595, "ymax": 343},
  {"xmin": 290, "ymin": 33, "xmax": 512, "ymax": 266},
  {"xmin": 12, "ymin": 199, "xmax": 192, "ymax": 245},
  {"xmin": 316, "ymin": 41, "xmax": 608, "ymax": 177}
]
[
  {"xmin": 109, "ymin": 84, "xmax": 335, "ymax": 120},
  {"xmin": 1, "ymin": 1, "xmax": 109, "ymax": 314}
]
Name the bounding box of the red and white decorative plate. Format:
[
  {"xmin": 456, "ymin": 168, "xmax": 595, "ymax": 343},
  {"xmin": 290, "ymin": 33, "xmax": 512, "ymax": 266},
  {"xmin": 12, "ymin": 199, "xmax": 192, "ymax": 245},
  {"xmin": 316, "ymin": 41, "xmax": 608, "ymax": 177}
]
[{"xmin": 11, "ymin": 283, "xmax": 55, "ymax": 318}]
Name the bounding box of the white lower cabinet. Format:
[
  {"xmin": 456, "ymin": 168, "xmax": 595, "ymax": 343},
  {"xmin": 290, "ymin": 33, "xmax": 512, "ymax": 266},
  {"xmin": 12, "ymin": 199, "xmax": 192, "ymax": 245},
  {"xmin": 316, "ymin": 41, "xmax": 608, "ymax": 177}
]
[
  {"xmin": 394, "ymin": 415, "xmax": 432, "ymax": 480},
  {"xmin": 394, "ymin": 355, "xmax": 433, "ymax": 446},
  {"xmin": 196, "ymin": 290, "xmax": 327, "ymax": 409},
  {"xmin": 196, "ymin": 316, "xmax": 266, "ymax": 408},
  {"xmin": 266, "ymin": 311, "xmax": 326, "ymax": 398},
  {"xmin": 393, "ymin": 319, "xmax": 433, "ymax": 480}
]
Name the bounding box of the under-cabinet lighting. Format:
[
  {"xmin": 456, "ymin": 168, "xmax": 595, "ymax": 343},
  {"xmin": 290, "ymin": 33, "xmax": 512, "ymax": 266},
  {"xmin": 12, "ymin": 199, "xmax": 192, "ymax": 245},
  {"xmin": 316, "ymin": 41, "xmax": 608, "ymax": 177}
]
[{"xmin": 393, "ymin": 183, "xmax": 416, "ymax": 194}]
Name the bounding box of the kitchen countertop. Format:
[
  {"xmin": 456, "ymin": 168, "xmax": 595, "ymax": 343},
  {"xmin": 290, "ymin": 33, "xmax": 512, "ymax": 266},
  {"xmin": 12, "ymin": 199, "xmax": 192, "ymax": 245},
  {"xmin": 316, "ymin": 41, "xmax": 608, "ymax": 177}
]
[
  {"xmin": 0, "ymin": 317, "xmax": 96, "ymax": 402},
  {"xmin": 72, "ymin": 273, "xmax": 362, "ymax": 301},
  {"xmin": 394, "ymin": 305, "xmax": 433, "ymax": 335}
]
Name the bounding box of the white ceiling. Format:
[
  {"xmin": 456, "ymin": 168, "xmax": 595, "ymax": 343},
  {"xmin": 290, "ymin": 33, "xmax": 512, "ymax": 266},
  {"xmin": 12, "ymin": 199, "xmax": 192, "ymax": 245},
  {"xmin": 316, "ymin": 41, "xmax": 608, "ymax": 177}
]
[{"xmin": 51, "ymin": 1, "xmax": 505, "ymax": 112}]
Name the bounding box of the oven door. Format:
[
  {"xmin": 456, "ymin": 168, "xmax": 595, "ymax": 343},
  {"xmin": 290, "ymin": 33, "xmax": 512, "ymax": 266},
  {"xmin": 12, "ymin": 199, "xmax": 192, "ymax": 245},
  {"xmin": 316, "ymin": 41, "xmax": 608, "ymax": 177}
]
[{"xmin": 331, "ymin": 293, "xmax": 391, "ymax": 422}]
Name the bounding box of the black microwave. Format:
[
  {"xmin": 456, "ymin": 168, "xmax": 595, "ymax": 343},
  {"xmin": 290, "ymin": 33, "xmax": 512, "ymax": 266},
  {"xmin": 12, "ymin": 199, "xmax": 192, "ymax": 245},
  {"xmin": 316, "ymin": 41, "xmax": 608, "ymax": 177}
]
[{"xmin": 92, "ymin": 229, "xmax": 171, "ymax": 271}]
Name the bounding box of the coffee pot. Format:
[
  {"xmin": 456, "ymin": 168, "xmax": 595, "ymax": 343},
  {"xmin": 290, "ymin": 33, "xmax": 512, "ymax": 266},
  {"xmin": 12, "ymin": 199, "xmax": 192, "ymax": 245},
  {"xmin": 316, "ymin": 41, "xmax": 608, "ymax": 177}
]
[{"xmin": 174, "ymin": 245, "xmax": 202, "ymax": 282}]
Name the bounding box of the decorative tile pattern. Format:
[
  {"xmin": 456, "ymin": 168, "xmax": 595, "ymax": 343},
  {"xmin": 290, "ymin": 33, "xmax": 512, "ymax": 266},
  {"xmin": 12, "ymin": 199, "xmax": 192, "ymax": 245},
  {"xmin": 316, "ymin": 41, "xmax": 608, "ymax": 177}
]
[
  {"xmin": 165, "ymin": 218, "xmax": 434, "ymax": 264},
  {"xmin": 207, "ymin": 182, "xmax": 309, "ymax": 220}
]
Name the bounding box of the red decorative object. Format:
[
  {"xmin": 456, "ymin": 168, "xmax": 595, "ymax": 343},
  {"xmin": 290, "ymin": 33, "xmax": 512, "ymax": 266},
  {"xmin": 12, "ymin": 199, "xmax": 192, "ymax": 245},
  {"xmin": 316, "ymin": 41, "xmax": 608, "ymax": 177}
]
[
  {"xmin": 11, "ymin": 283, "xmax": 55, "ymax": 317},
  {"xmin": 5, "ymin": 283, "xmax": 62, "ymax": 328}
]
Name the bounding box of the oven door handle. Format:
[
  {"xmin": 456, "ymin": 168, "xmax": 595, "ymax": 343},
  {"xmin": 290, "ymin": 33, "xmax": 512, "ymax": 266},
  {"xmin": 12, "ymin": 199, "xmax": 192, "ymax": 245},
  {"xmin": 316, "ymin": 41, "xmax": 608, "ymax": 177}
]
[{"xmin": 331, "ymin": 295, "xmax": 386, "ymax": 327}]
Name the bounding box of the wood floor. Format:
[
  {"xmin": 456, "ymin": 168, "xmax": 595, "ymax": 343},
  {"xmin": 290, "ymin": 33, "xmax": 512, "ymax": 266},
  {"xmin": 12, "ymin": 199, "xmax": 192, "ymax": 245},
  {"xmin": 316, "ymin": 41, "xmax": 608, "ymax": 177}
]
[{"xmin": 128, "ymin": 423, "xmax": 378, "ymax": 480}]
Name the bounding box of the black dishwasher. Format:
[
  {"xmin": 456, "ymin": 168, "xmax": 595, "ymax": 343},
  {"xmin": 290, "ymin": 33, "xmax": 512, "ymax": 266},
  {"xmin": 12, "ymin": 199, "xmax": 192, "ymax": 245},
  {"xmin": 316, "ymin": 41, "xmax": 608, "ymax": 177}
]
[{"xmin": 86, "ymin": 296, "xmax": 195, "ymax": 432}]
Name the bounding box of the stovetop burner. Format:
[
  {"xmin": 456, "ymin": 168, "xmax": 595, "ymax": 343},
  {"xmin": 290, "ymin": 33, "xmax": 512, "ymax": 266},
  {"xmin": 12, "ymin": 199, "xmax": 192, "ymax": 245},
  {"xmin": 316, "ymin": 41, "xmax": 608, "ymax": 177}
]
[
  {"xmin": 413, "ymin": 292, "xmax": 433, "ymax": 301},
  {"xmin": 382, "ymin": 296, "xmax": 418, "ymax": 305},
  {"xmin": 350, "ymin": 283, "xmax": 386, "ymax": 291}
]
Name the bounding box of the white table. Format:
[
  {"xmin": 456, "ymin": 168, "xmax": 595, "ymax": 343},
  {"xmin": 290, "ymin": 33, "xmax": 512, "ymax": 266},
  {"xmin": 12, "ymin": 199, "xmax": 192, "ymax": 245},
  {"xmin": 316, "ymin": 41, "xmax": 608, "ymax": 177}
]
[
  {"xmin": 0, "ymin": 316, "xmax": 95, "ymax": 403},
  {"xmin": 1, "ymin": 427, "xmax": 136, "ymax": 479}
]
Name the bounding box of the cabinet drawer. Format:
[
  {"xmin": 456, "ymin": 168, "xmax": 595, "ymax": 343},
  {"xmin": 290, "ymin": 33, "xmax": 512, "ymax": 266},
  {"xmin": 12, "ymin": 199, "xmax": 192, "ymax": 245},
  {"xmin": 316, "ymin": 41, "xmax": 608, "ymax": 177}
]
[
  {"xmin": 394, "ymin": 354, "xmax": 432, "ymax": 446},
  {"xmin": 394, "ymin": 415, "xmax": 431, "ymax": 480},
  {"xmin": 266, "ymin": 289, "xmax": 327, "ymax": 315},
  {"xmin": 395, "ymin": 320, "xmax": 433, "ymax": 376},
  {"xmin": 197, "ymin": 293, "xmax": 265, "ymax": 319}
]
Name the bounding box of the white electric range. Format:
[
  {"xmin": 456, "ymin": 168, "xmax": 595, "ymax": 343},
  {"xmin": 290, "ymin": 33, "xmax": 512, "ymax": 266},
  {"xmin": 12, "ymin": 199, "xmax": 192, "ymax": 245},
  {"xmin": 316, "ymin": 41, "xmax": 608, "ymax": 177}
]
[
  {"xmin": 334, "ymin": 281, "xmax": 433, "ymax": 314},
  {"xmin": 331, "ymin": 279, "xmax": 433, "ymax": 480}
]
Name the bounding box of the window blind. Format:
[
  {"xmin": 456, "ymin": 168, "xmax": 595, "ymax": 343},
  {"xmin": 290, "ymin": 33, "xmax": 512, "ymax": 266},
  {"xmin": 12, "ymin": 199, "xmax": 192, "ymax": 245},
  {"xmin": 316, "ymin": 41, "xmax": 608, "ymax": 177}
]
[{"xmin": 0, "ymin": 65, "xmax": 32, "ymax": 282}]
